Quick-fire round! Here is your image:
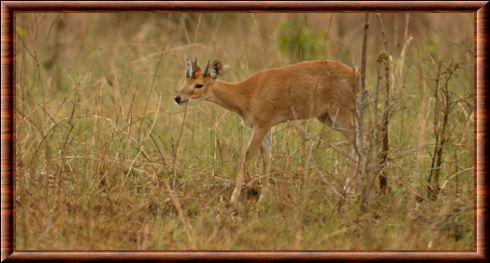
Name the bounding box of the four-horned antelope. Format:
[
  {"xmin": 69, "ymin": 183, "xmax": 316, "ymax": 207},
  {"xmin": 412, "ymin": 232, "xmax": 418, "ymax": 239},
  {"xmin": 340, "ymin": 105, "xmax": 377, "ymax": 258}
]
[{"xmin": 175, "ymin": 56, "xmax": 358, "ymax": 206}]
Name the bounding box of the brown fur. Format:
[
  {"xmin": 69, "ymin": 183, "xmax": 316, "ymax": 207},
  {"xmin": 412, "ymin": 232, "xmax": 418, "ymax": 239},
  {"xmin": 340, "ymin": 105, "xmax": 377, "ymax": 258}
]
[{"xmin": 176, "ymin": 59, "xmax": 358, "ymax": 205}]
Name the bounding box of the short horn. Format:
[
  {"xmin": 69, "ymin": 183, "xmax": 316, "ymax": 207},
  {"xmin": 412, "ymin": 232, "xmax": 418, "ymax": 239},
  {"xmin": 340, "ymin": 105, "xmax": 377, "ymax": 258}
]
[
  {"xmin": 191, "ymin": 58, "xmax": 199, "ymax": 78},
  {"xmin": 184, "ymin": 55, "xmax": 192, "ymax": 78},
  {"xmin": 203, "ymin": 60, "xmax": 211, "ymax": 76}
]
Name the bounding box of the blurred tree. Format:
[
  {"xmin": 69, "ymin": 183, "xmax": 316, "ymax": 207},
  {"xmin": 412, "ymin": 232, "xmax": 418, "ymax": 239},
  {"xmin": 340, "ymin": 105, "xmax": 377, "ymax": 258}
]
[
  {"xmin": 277, "ymin": 16, "xmax": 323, "ymax": 62},
  {"xmin": 426, "ymin": 35, "xmax": 441, "ymax": 59}
]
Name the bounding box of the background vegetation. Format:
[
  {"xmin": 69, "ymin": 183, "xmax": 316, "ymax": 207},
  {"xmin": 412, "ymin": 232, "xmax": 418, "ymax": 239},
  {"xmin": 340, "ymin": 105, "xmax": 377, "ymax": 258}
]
[{"xmin": 15, "ymin": 13, "xmax": 474, "ymax": 250}]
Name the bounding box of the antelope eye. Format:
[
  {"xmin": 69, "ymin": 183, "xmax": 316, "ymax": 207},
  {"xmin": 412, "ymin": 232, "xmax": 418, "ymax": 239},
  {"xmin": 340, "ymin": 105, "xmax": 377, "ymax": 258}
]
[{"xmin": 195, "ymin": 84, "xmax": 204, "ymax": 89}]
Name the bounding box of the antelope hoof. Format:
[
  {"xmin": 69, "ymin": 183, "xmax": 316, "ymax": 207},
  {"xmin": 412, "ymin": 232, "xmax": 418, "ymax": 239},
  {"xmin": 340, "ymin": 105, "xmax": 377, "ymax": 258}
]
[
  {"xmin": 257, "ymin": 188, "xmax": 271, "ymax": 205},
  {"xmin": 230, "ymin": 187, "xmax": 241, "ymax": 206}
]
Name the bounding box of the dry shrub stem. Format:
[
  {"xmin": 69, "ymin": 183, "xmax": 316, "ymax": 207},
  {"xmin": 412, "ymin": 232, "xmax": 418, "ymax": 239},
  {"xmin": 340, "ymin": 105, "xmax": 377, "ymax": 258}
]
[
  {"xmin": 172, "ymin": 105, "xmax": 188, "ymax": 188},
  {"xmin": 428, "ymin": 63, "xmax": 457, "ymax": 199},
  {"xmin": 374, "ymin": 14, "xmax": 391, "ymax": 194},
  {"xmin": 355, "ymin": 13, "xmax": 369, "ymax": 209},
  {"xmin": 141, "ymin": 42, "xmax": 168, "ymax": 132}
]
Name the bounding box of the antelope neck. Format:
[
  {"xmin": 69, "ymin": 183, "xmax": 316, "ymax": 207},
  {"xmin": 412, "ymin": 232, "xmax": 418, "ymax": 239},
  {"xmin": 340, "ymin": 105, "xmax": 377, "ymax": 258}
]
[{"xmin": 207, "ymin": 80, "xmax": 251, "ymax": 118}]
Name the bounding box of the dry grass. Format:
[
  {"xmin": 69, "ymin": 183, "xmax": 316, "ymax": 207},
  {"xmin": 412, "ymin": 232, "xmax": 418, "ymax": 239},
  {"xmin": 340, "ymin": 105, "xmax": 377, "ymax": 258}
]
[{"xmin": 15, "ymin": 13, "xmax": 474, "ymax": 250}]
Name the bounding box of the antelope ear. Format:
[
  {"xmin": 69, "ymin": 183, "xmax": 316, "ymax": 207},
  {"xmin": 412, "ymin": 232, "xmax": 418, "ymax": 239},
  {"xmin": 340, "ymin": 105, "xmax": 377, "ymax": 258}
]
[{"xmin": 209, "ymin": 59, "xmax": 224, "ymax": 79}]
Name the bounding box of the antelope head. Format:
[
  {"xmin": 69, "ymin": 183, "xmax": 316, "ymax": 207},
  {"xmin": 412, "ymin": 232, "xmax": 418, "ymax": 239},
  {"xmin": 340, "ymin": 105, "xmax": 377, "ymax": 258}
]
[{"xmin": 174, "ymin": 56, "xmax": 224, "ymax": 104}]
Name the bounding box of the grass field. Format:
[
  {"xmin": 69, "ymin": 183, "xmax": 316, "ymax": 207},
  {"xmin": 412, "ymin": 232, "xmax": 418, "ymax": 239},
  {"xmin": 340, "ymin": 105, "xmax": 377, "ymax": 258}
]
[{"xmin": 15, "ymin": 13, "xmax": 474, "ymax": 250}]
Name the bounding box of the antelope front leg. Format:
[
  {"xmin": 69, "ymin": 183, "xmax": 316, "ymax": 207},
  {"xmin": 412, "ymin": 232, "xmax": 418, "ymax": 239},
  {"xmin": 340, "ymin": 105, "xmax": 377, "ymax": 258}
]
[
  {"xmin": 230, "ymin": 127, "xmax": 269, "ymax": 206},
  {"xmin": 258, "ymin": 131, "xmax": 272, "ymax": 202}
]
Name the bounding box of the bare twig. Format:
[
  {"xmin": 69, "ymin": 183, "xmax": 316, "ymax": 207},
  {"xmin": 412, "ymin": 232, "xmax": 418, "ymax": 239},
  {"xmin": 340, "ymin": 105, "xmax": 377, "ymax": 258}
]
[
  {"xmin": 141, "ymin": 42, "xmax": 168, "ymax": 131},
  {"xmin": 355, "ymin": 13, "xmax": 370, "ymax": 201},
  {"xmin": 374, "ymin": 14, "xmax": 391, "ymax": 194},
  {"xmin": 427, "ymin": 63, "xmax": 457, "ymax": 199},
  {"xmin": 172, "ymin": 105, "xmax": 188, "ymax": 188}
]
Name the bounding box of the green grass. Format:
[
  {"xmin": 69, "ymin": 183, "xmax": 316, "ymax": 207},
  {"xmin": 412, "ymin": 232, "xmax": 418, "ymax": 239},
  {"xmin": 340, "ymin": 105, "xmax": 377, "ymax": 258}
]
[{"xmin": 15, "ymin": 13, "xmax": 474, "ymax": 250}]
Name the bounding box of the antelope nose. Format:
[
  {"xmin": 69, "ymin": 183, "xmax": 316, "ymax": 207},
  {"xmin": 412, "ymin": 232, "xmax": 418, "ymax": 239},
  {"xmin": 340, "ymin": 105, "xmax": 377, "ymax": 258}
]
[{"xmin": 174, "ymin": 96, "xmax": 181, "ymax": 104}]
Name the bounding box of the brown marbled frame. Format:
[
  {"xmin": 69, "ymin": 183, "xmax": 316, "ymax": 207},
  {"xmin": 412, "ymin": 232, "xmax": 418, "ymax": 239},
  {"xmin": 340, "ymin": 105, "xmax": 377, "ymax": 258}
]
[{"xmin": 1, "ymin": 1, "xmax": 488, "ymax": 261}]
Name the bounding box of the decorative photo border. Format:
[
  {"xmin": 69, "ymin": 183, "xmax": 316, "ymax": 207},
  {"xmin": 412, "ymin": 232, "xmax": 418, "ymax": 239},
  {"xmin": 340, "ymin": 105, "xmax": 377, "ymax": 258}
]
[{"xmin": 1, "ymin": 1, "xmax": 487, "ymax": 261}]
